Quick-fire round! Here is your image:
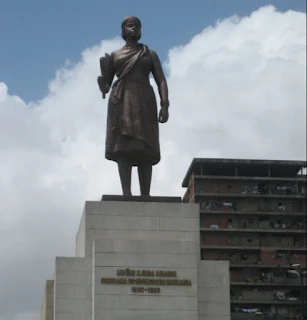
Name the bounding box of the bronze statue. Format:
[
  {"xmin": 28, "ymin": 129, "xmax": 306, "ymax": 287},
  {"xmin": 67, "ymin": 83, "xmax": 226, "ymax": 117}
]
[{"xmin": 97, "ymin": 16, "xmax": 169, "ymax": 196}]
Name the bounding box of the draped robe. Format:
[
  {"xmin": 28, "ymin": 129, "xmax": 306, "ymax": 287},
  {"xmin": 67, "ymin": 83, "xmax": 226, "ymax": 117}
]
[{"xmin": 104, "ymin": 44, "xmax": 161, "ymax": 166}]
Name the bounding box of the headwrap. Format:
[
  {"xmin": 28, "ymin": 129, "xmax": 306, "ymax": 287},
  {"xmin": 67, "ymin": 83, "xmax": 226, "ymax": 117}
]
[{"xmin": 121, "ymin": 16, "xmax": 142, "ymax": 30}]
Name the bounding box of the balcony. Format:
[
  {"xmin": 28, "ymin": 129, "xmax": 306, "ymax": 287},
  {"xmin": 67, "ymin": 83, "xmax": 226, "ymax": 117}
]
[
  {"xmin": 201, "ymin": 253, "xmax": 306, "ymax": 269},
  {"xmin": 194, "ymin": 178, "xmax": 306, "ymax": 197},
  {"xmin": 194, "ymin": 174, "xmax": 306, "ymax": 182},
  {"xmin": 229, "ymin": 263, "xmax": 307, "ymax": 269},
  {"xmin": 231, "ymin": 280, "xmax": 306, "ymax": 287},
  {"xmin": 231, "ymin": 312, "xmax": 300, "ymax": 320},
  {"xmin": 231, "ymin": 298, "xmax": 302, "ymax": 305},
  {"xmin": 199, "ymin": 209, "xmax": 306, "ymax": 216},
  {"xmin": 200, "ymin": 227, "xmax": 306, "ymax": 235},
  {"xmin": 199, "ymin": 200, "xmax": 305, "ymax": 213},
  {"xmin": 201, "ymin": 245, "xmax": 306, "ymax": 252},
  {"xmin": 195, "ymin": 191, "xmax": 305, "ymax": 199}
]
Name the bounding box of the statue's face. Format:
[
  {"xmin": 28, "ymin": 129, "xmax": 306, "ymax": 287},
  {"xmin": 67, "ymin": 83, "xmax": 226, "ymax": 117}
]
[{"xmin": 123, "ymin": 20, "xmax": 141, "ymax": 40}]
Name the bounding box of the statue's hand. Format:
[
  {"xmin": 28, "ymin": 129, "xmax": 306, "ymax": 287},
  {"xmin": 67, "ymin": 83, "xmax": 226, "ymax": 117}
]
[
  {"xmin": 158, "ymin": 107, "xmax": 169, "ymax": 123},
  {"xmin": 97, "ymin": 76, "xmax": 110, "ymax": 94}
]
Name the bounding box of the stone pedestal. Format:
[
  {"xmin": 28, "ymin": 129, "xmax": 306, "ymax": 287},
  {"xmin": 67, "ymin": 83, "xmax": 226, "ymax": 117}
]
[
  {"xmin": 41, "ymin": 280, "xmax": 54, "ymax": 320},
  {"xmin": 41, "ymin": 197, "xmax": 230, "ymax": 320}
]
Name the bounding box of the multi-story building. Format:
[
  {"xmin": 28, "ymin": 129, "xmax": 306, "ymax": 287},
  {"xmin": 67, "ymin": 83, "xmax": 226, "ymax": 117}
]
[{"xmin": 182, "ymin": 158, "xmax": 307, "ymax": 320}]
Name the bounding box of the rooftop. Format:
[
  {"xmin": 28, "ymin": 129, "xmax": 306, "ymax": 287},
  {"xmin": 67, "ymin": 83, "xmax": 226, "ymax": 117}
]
[{"xmin": 182, "ymin": 158, "xmax": 307, "ymax": 187}]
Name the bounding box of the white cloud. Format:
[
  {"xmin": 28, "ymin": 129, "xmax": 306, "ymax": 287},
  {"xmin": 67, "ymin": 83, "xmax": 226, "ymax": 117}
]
[{"xmin": 0, "ymin": 5, "xmax": 305, "ymax": 319}]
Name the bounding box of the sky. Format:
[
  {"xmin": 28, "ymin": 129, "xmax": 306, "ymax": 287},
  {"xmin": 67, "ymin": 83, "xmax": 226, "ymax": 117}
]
[
  {"xmin": 0, "ymin": 0, "xmax": 306, "ymax": 102},
  {"xmin": 0, "ymin": 1, "xmax": 306, "ymax": 319}
]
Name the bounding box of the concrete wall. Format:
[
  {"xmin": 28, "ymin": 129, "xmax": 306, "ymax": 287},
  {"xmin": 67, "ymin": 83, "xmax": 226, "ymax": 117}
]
[
  {"xmin": 41, "ymin": 280, "xmax": 54, "ymax": 320},
  {"xmin": 291, "ymin": 253, "xmax": 306, "ymax": 264},
  {"xmin": 93, "ymin": 239, "xmax": 199, "ymax": 320},
  {"xmin": 64, "ymin": 200, "xmax": 201, "ymax": 320},
  {"xmin": 76, "ymin": 209, "xmax": 86, "ymax": 257},
  {"xmin": 53, "ymin": 257, "xmax": 92, "ymax": 320},
  {"xmin": 76, "ymin": 201, "xmax": 200, "ymax": 258},
  {"xmin": 198, "ymin": 261, "xmax": 230, "ymax": 320}
]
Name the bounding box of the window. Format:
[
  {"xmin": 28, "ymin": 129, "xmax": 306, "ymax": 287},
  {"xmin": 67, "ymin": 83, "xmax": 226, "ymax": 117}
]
[{"xmin": 241, "ymin": 253, "xmax": 248, "ymax": 260}]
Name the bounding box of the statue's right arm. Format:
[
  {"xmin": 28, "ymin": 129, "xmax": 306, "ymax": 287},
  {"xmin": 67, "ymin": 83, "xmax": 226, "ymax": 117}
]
[
  {"xmin": 104, "ymin": 51, "xmax": 116, "ymax": 92},
  {"xmin": 98, "ymin": 51, "xmax": 115, "ymax": 94}
]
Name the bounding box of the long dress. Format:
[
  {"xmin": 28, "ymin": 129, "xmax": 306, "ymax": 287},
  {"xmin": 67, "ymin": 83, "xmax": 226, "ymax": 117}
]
[{"xmin": 105, "ymin": 44, "xmax": 161, "ymax": 166}]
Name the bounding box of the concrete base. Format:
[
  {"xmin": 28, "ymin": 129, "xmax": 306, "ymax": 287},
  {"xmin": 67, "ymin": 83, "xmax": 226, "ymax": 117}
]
[
  {"xmin": 41, "ymin": 199, "xmax": 230, "ymax": 320},
  {"xmin": 199, "ymin": 261, "xmax": 230, "ymax": 320},
  {"xmin": 41, "ymin": 280, "xmax": 54, "ymax": 320}
]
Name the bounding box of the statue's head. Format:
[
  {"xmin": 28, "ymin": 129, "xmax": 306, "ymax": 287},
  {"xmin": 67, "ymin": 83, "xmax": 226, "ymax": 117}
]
[{"xmin": 121, "ymin": 16, "xmax": 142, "ymax": 41}]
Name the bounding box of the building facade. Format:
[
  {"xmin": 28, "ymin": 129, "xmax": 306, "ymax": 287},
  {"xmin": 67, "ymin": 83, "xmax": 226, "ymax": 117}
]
[{"xmin": 182, "ymin": 158, "xmax": 307, "ymax": 320}]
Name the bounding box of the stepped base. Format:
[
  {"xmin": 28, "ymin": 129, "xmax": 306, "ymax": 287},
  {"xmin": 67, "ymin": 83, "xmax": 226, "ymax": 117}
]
[{"xmin": 41, "ymin": 199, "xmax": 231, "ymax": 320}]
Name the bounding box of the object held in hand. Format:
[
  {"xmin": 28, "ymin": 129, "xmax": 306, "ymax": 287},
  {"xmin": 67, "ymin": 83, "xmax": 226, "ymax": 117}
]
[{"xmin": 99, "ymin": 53, "xmax": 111, "ymax": 99}]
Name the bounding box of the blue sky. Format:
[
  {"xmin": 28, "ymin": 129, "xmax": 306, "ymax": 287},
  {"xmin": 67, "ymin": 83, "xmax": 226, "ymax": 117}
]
[{"xmin": 0, "ymin": 0, "xmax": 306, "ymax": 102}]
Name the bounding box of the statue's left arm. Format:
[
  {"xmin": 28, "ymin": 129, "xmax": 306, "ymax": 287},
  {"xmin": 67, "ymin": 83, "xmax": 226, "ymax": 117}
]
[{"xmin": 150, "ymin": 50, "xmax": 169, "ymax": 109}]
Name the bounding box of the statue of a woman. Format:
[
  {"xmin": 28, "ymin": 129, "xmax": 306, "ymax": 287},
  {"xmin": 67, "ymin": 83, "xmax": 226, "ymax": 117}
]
[{"xmin": 97, "ymin": 16, "xmax": 169, "ymax": 196}]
